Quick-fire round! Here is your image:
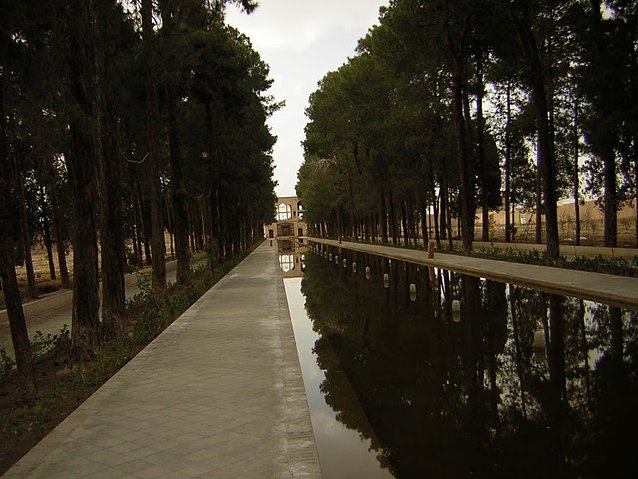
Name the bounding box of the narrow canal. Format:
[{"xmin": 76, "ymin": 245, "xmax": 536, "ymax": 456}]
[{"xmin": 282, "ymin": 247, "xmax": 637, "ymax": 478}]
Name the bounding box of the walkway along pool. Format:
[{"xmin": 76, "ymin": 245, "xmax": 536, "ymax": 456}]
[{"xmin": 284, "ymin": 247, "xmax": 637, "ymax": 478}]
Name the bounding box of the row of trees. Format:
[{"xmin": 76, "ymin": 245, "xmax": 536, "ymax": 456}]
[
  {"xmin": 0, "ymin": 0, "xmax": 277, "ymax": 398},
  {"xmin": 297, "ymin": 0, "xmax": 638, "ymax": 255}
]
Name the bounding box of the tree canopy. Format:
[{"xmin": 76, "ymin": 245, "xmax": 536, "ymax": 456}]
[
  {"xmin": 0, "ymin": 0, "xmax": 277, "ymax": 391},
  {"xmin": 298, "ymin": 0, "xmax": 638, "ymax": 253}
]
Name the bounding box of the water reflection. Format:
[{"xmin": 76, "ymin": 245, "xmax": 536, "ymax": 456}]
[
  {"xmin": 278, "ymin": 252, "xmax": 306, "ymax": 278},
  {"xmin": 302, "ymin": 246, "xmax": 638, "ymax": 478},
  {"xmin": 284, "ymin": 279, "xmax": 392, "ymax": 479}
]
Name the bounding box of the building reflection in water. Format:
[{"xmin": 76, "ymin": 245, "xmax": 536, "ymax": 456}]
[
  {"xmin": 278, "ymin": 240, "xmax": 307, "ymax": 278},
  {"xmin": 299, "ymin": 244, "xmax": 637, "ymax": 478}
]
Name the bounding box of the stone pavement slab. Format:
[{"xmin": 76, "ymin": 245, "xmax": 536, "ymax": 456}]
[
  {"xmin": 3, "ymin": 242, "xmax": 321, "ymax": 479},
  {"xmin": 308, "ymin": 237, "xmax": 638, "ymax": 310}
]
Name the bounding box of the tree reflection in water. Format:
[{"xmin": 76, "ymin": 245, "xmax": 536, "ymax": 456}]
[{"xmin": 302, "ymin": 248, "xmax": 637, "ymax": 478}]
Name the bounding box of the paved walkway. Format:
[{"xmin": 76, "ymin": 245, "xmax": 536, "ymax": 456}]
[
  {"xmin": 308, "ymin": 238, "xmax": 638, "ymax": 310},
  {"xmin": 3, "ymin": 242, "xmax": 321, "ymax": 479}
]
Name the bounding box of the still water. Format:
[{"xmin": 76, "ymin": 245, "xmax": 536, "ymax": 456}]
[
  {"xmin": 283, "ymin": 248, "xmax": 637, "ymax": 478},
  {"xmin": 284, "ymin": 278, "xmax": 392, "ymax": 479}
]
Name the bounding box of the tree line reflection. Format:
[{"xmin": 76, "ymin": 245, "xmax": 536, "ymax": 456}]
[{"xmin": 302, "ymin": 246, "xmax": 637, "ymax": 478}]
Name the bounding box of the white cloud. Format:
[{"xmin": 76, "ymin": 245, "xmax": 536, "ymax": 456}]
[
  {"xmin": 228, "ymin": 0, "xmax": 383, "ymax": 51},
  {"xmin": 226, "ymin": 0, "xmax": 388, "ymax": 196}
]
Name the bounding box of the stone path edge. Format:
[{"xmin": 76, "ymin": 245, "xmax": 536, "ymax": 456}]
[
  {"xmin": 272, "ymin": 248, "xmax": 322, "ymax": 478},
  {"xmin": 307, "ymin": 237, "xmax": 638, "ymax": 311}
]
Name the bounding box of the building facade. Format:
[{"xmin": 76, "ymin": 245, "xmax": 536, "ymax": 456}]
[{"xmin": 264, "ymin": 196, "xmax": 307, "ymax": 248}]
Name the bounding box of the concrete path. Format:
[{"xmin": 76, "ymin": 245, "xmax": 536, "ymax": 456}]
[
  {"xmin": 308, "ymin": 237, "xmax": 638, "ymax": 310},
  {"xmin": 3, "ymin": 242, "xmax": 321, "ymax": 479}
]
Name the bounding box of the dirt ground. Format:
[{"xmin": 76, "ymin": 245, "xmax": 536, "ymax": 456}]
[
  {"xmin": 0, "ymin": 355, "xmax": 92, "ymax": 473},
  {"xmin": 1, "ymin": 246, "xmax": 73, "ymax": 310}
]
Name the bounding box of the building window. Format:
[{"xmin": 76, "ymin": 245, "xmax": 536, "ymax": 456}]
[{"xmin": 277, "ymin": 203, "xmax": 292, "ymax": 221}]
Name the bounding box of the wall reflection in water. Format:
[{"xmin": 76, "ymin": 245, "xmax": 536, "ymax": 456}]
[
  {"xmin": 301, "ymin": 246, "xmax": 637, "ymax": 478},
  {"xmin": 278, "ymin": 252, "xmax": 306, "ymax": 278}
]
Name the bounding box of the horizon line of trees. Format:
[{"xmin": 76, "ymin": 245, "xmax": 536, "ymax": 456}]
[
  {"xmin": 1, "ymin": 0, "xmax": 277, "ymax": 399},
  {"xmin": 297, "ymin": 0, "xmax": 637, "ymax": 255}
]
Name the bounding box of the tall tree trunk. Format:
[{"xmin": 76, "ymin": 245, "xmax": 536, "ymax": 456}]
[
  {"xmin": 476, "ymin": 50, "xmax": 489, "ymax": 242},
  {"xmin": 167, "ymin": 87, "xmax": 190, "ymax": 283},
  {"xmin": 164, "ymin": 190, "xmax": 174, "ymax": 259},
  {"xmin": 635, "ymin": 145, "xmax": 638, "ymax": 247},
  {"xmin": 132, "ymin": 174, "xmax": 152, "ymax": 265},
  {"xmin": 409, "ymin": 199, "xmax": 418, "ymax": 244},
  {"xmin": 433, "ymin": 189, "xmax": 441, "ymax": 249},
  {"xmin": 97, "ymin": 0, "xmax": 126, "ymax": 336},
  {"xmin": 67, "ymin": 0, "xmax": 101, "ymax": 360},
  {"xmin": 388, "ymin": 190, "xmax": 398, "ymax": 245},
  {"xmin": 448, "ymin": 44, "xmax": 474, "ymax": 251},
  {"xmin": 509, "ymin": 0, "xmax": 560, "ymax": 259},
  {"xmin": 589, "ymin": 0, "xmax": 618, "ymax": 247},
  {"xmin": 630, "ymin": 46, "xmax": 638, "ymax": 247},
  {"xmin": 0, "ymin": 75, "xmax": 37, "ymax": 401},
  {"xmin": 504, "ymin": 81, "xmax": 512, "ymax": 243},
  {"xmin": 17, "ymin": 171, "xmax": 37, "ymax": 298},
  {"xmin": 142, "ymin": 0, "xmax": 167, "ymax": 302},
  {"xmin": 160, "ymin": 1, "xmax": 191, "ymax": 284},
  {"xmin": 40, "ymin": 186, "xmax": 56, "ymax": 280},
  {"xmin": 187, "ymin": 203, "xmax": 196, "ymax": 251},
  {"xmin": 380, "ymin": 190, "xmax": 388, "ymax": 244},
  {"xmin": 602, "ymin": 146, "xmax": 617, "ymax": 247},
  {"xmin": 443, "ymin": 4, "xmax": 475, "ymax": 252},
  {"xmin": 511, "ymin": 201, "xmax": 516, "ymax": 241},
  {"xmin": 49, "ymin": 187, "xmax": 70, "ymax": 287},
  {"xmin": 573, "ymin": 90, "xmax": 581, "ymax": 246},
  {"xmin": 401, "ymin": 199, "xmax": 409, "ymax": 246},
  {"xmin": 534, "ymin": 138, "xmax": 542, "ymax": 244},
  {"xmin": 204, "ymin": 102, "xmax": 220, "ymax": 254},
  {"xmin": 419, "ymin": 194, "xmax": 429, "ymax": 245},
  {"xmin": 440, "ymin": 177, "xmax": 448, "ymax": 242}
]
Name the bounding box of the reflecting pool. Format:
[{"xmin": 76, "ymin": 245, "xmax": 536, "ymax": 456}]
[
  {"xmin": 290, "ymin": 247, "xmax": 637, "ymax": 478},
  {"xmin": 285, "ymin": 278, "xmax": 392, "ymax": 479}
]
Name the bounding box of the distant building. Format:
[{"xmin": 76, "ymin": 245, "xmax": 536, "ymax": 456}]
[
  {"xmin": 264, "ymin": 196, "xmax": 308, "ymax": 277},
  {"xmin": 264, "ymin": 196, "xmax": 307, "ymax": 249}
]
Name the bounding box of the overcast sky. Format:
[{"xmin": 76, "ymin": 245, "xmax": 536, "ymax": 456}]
[{"xmin": 226, "ymin": 0, "xmax": 388, "ymax": 198}]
